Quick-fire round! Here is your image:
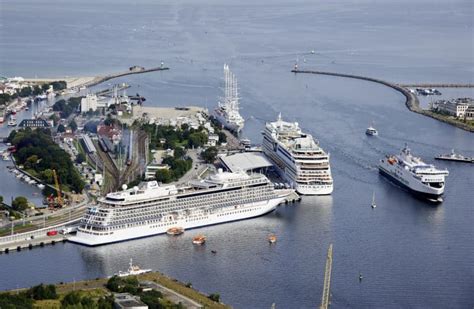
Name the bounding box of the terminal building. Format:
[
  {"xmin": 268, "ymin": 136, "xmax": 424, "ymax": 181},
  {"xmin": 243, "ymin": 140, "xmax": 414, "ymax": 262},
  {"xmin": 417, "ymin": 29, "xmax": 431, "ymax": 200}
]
[{"xmin": 219, "ymin": 152, "xmax": 273, "ymax": 174}]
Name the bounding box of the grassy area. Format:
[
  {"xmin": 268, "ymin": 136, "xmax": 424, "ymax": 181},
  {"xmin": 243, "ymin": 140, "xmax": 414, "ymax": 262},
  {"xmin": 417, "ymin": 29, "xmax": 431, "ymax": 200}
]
[
  {"xmin": 33, "ymin": 287, "xmax": 108, "ymax": 309},
  {"xmin": 140, "ymin": 272, "xmax": 230, "ymax": 309}
]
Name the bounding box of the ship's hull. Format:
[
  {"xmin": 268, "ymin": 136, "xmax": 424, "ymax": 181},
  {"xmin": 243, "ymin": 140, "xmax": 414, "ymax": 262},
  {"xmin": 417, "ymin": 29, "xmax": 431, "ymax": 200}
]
[
  {"xmin": 214, "ymin": 111, "xmax": 244, "ymax": 133},
  {"xmin": 378, "ymin": 164, "xmax": 444, "ymax": 202},
  {"xmin": 69, "ymin": 197, "xmax": 284, "ymax": 246},
  {"xmin": 295, "ymin": 183, "xmax": 333, "ymax": 195}
]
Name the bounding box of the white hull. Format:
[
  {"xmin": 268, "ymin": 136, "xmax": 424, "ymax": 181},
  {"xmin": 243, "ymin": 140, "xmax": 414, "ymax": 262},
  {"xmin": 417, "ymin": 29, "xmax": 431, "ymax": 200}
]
[
  {"xmin": 379, "ymin": 162, "xmax": 445, "ymax": 198},
  {"xmin": 295, "ymin": 183, "xmax": 333, "ymax": 195},
  {"xmin": 264, "ymin": 145, "xmax": 333, "ymax": 195},
  {"xmin": 214, "ymin": 111, "xmax": 244, "ymax": 132},
  {"xmin": 69, "ymin": 197, "xmax": 284, "ymax": 246}
]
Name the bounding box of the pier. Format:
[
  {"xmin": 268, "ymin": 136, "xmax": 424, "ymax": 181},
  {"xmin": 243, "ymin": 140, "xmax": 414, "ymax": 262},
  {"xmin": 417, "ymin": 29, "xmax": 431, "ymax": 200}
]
[
  {"xmin": 292, "ymin": 69, "xmax": 474, "ymax": 132},
  {"xmin": 22, "ymin": 65, "xmax": 170, "ymax": 89}
]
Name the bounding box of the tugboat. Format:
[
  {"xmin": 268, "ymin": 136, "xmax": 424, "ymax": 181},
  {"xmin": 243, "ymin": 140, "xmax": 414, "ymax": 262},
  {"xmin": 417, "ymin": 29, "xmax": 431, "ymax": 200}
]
[
  {"xmin": 115, "ymin": 258, "xmax": 152, "ymax": 277},
  {"xmin": 435, "ymin": 149, "xmax": 473, "ymax": 163},
  {"xmin": 268, "ymin": 234, "xmax": 277, "ymax": 244},
  {"xmin": 192, "ymin": 235, "xmax": 206, "ymax": 245},
  {"xmin": 166, "ymin": 227, "xmax": 184, "ymax": 236}
]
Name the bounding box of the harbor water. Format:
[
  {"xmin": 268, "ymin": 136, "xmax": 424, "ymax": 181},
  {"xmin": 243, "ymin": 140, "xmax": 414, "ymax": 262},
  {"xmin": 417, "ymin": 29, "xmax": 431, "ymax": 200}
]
[{"xmin": 1, "ymin": 0, "xmax": 473, "ymax": 308}]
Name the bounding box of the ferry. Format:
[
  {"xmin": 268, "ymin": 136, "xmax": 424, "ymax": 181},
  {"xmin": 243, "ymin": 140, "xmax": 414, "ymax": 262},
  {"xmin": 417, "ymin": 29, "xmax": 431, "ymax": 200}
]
[
  {"xmin": 262, "ymin": 113, "xmax": 333, "ymax": 195},
  {"xmin": 435, "ymin": 149, "xmax": 473, "ymax": 163},
  {"xmin": 115, "ymin": 259, "xmax": 152, "ymax": 277},
  {"xmin": 69, "ymin": 170, "xmax": 292, "ymax": 246},
  {"xmin": 379, "ymin": 145, "xmax": 449, "ymax": 202},
  {"xmin": 214, "ymin": 64, "xmax": 245, "ymax": 133}
]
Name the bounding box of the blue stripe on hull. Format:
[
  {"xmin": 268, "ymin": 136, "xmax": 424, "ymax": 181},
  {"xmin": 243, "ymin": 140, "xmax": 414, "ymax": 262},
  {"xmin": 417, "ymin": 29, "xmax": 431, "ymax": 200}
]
[{"xmin": 378, "ymin": 168, "xmax": 442, "ymax": 202}]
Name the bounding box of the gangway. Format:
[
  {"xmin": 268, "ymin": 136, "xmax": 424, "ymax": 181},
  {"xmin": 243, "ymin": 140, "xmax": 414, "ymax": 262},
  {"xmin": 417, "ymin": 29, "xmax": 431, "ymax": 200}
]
[{"xmin": 320, "ymin": 243, "xmax": 333, "ymax": 309}]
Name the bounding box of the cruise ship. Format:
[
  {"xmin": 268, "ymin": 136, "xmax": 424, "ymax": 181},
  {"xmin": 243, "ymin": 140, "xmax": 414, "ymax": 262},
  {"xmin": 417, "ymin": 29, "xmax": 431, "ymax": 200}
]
[
  {"xmin": 69, "ymin": 170, "xmax": 291, "ymax": 246},
  {"xmin": 214, "ymin": 64, "xmax": 244, "ymax": 133},
  {"xmin": 262, "ymin": 114, "xmax": 333, "ymax": 195},
  {"xmin": 379, "ymin": 145, "xmax": 449, "ymax": 202}
]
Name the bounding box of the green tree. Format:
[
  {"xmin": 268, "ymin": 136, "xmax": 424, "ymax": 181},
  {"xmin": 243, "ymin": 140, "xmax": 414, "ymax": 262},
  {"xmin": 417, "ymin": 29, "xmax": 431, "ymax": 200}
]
[
  {"xmin": 188, "ymin": 132, "xmax": 208, "ymax": 148},
  {"xmin": 97, "ymin": 295, "xmax": 114, "ymax": 309},
  {"xmin": 12, "ymin": 196, "xmax": 29, "ymax": 212},
  {"xmin": 173, "ymin": 146, "xmax": 186, "ymax": 159},
  {"xmin": 18, "ymin": 87, "xmax": 32, "ymax": 97},
  {"xmin": 0, "ymin": 293, "xmax": 33, "ymax": 309},
  {"xmin": 61, "ymin": 291, "xmax": 82, "ymax": 307},
  {"xmin": 218, "ymin": 131, "xmax": 227, "ymax": 144},
  {"xmin": 26, "ymin": 283, "xmax": 57, "ymax": 300},
  {"xmin": 208, "ymin": 293, "xmax": 220, "ymax": 302},
  {"xmin": 69, "ymin": 120, "xmax": 78, "ymax": 132},
  {"xmin": 201, "ymin": 147, "xmax": 218, "ymax": 163},
  {"xmin": 155, "ymin": 169, "xmax": 173, "ymax": 183},
  {"xmin": 139, "ymin": 290, "xmax": 163, "ymax": 309},
  {"xmin": 0, "ymin": 195, "xmax": 3, "ymax": 205},
  {"xmin": 75, "ymin": 153, "xmax": 86, "ymax": 164},
  {"xmin": 57, "ymin": 124, "xmax": 66, "ymax": 133}
]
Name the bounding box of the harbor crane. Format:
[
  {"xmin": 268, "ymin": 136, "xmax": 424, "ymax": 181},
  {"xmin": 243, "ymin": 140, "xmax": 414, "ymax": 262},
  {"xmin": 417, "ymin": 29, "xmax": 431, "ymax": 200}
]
[{"xmin": 320, "ymin": 243, "xmax": 333, "ymax": 309}]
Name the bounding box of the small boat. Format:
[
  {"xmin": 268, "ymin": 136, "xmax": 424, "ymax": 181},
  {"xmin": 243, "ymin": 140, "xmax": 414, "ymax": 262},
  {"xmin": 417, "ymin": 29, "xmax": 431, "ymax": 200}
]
[
  {"xmin": 359, "ymin": 272, "xmax": 363, "ymax": 281},
  {"xmin": 115, "ymin": 258, "xmax": 152, "ymax": 277},
  {"xmin": 371, "ymin": 191, "xmax": 376, "ymax": 209},
  {"xmin": 365, "ymin": 126, "xmax": 378, "ymax": 136},
  {"xmin": 192, "ymin": 235, "xmax": 206, "ymax": 245},
  {"xmin": 268, "ymin": 234, "xmax": 277, "ymax": 244},
  {"xmin": 166, "ymin": 227, "xmax": 184, "ymax": 236},
  {"xmin": 435, "ymin": 149, "xmax": 473, "ymax": 163},
  {"xmin": 38, "ymin": 184, "xmax": 46, "ymax": 190}
]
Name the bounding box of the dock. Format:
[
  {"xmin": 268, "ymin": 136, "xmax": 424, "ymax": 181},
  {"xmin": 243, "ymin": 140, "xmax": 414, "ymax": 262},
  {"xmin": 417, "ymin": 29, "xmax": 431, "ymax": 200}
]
[{"xmin": 0, "ymin": 230, "xmax": 70, "ymax": 254}]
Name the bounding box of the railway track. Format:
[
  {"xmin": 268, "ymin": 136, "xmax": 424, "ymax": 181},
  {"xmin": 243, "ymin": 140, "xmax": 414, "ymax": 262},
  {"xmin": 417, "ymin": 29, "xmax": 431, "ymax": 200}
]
[
  {"xmin": 120, "ymin": 130, "xmax": 147, "ymax": 185},
  {"xmin": 94, "ymin": 141, "xmax": 120, "ymax": 193}
]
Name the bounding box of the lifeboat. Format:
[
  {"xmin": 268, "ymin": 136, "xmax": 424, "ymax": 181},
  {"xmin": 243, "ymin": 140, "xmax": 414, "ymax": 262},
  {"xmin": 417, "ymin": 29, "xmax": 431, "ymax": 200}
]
[
  {"xmin": 388, "ymin": 157, "xmax": 397, "ymax": 165},
  {"xmin": 166, "ymin": 227, "xmax": 184, "ymax": 236},
  {"xmin": 192, "ymin": 235, "xmax": 206, "ymax": 245},
  {"xmin": 268, "ymin": 235, "xmax": 277, "ymax": 244}
]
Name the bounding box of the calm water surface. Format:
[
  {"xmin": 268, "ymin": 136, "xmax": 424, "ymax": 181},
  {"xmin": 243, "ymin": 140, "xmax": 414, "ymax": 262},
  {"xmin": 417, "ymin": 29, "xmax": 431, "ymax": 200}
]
[{"xmin": 0, "ymin": 1, "xmax": 473, "ymax": 308}]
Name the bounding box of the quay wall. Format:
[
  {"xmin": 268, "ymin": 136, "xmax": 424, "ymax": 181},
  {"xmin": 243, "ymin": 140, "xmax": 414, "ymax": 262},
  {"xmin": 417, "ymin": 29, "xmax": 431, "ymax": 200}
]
[{"xmin": 291, "ymin": 70, "xmax": 474, "ymax": 132}]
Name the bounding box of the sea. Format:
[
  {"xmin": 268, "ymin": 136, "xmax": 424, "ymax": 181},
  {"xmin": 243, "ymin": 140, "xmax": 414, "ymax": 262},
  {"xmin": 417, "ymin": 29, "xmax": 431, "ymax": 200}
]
[{"xmin": 0, "ymin": 0, "xmax": 473, "ymax": 308}]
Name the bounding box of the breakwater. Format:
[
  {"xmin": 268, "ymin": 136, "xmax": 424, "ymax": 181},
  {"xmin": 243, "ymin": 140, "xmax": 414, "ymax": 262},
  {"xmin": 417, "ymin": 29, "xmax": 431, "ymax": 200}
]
[
  {"xmin": 292, "ymin": 69, "xmax": 474, "ymax": 132},
  {"xmin": 83, "ymin": 66, "xmax": 170, "ymax": 88},
  {"xmin": 400, "ymin": 83, "xmax": 474, "ymax": 88}
]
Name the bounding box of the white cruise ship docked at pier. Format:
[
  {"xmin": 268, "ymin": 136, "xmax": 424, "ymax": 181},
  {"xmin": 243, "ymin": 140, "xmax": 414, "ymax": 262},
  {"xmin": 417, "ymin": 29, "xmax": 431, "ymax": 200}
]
[
  {"xmin": 69, "ymin": 170, "xmax": 291, "ymax": 246},
  {"xmin": 262, "ymin": 114, "xmax": 333, "ymax": 195},
  {"xmin": 379, "ymin": 145, "xmax": 449, "ymax": 202},
  {"xmin": 214, "ymin": 64, "xmax": 244, "ymax": 133}
]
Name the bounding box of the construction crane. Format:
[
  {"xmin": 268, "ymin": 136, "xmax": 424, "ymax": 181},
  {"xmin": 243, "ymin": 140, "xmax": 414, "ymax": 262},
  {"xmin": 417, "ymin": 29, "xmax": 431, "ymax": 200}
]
[
  {"xmin": 320, "ymin": 243, "xmax": 333, "ymax": 309},
  {"xmin": 52, "ymin": 169, "xmax": 63, "ymax": 207}
]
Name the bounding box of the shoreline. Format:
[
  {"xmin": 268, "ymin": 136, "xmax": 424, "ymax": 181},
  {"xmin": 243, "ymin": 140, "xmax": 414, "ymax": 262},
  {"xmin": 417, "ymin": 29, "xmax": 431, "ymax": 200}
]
[
  {"xmin": 292, "ymin": 69, "xmax": 474, "ymax": 132},
  {"xmin": 1, "ymin": 271, "xmax": 229, "ymax": 308}
]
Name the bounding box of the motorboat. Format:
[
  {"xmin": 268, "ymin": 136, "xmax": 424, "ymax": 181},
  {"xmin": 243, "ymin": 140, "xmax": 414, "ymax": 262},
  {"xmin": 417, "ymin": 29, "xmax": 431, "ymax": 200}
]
[
  {"xmin": 166, "ymin": 227, "xmax": 184, "ymax": 236},
  {"xmin": 192, "ymin": 235, "xmax": 206, "ymax": 245}
]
